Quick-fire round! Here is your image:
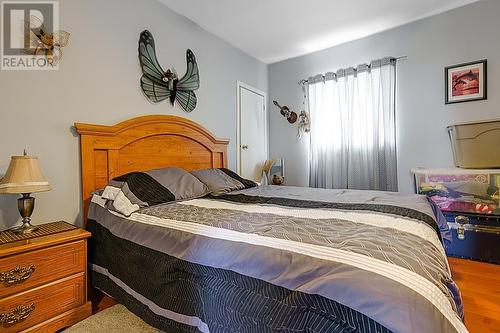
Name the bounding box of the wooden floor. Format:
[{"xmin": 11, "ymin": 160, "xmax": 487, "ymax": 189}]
[
  {"xmin": 91, "ymin": 258, "xmax": 500, "ymax": 333},
  {"xmin": 448, "ymin": 257, "xmax": 500, "ymax": 333}
]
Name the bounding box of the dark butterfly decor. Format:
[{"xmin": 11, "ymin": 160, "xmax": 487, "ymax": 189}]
[{"xmin": 138, "ymin": 30, "xmax": 200, "ymax": 112}]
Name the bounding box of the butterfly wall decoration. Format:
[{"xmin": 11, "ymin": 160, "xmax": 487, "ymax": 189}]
[
  {"xmin": 24, "ymin": 15, "xmax": 70, "ymax": 65},
  {"xmin": 138, "ymin": 30, "xmax": 200, "ymax": 113}
]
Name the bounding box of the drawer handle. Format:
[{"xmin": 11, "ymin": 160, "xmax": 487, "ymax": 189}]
[
  {"xmin": 0, "ymin": 303, "xmax": 35, "ymax": 325},
  {"xmin": 0, "ymin": 265, "xmax": 35, "ymax": 286}
]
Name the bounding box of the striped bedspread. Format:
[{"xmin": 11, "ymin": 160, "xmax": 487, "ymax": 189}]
[{"xmin": 87, "ymin": 185, "xmax": 467, "ymax": 333}]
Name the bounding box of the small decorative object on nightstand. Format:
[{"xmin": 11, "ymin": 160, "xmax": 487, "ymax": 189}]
[
  {"xmin": 0, "ymin": 150, "xmax": 50, "ymax": 234},
  {"xmin": 272, "ymin": 174, "xmax": 284, "ymax": 185},
  {"xmin": 270, "ymin": 158, "xmax": 285, "ymax": 185},
  {"xmin": 0, "ymin": 221, "xmax": 91, "ymax": 332},
  {"xmin": 262, "ymin": 158, "xmax": 285, "ymax": 185}
]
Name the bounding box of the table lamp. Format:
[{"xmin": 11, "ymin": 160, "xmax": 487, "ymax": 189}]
[{"xmin": 0, "ymin": 150, "xmax": 51, "ymax": 234}]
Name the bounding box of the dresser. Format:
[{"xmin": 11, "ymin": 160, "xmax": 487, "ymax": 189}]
[{"xmin": 0, "ymin": 223, "xmax": 91, "ymax": 332}]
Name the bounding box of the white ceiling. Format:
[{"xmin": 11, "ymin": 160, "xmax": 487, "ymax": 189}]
[{"xmin": 159, "ymin": 0, "xmax": 479, "ymax": 64}]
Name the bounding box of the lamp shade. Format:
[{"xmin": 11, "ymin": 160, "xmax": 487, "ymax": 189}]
[{"xmin": 0, "ymin": 154, "xmax": 51, "ymax": 194}]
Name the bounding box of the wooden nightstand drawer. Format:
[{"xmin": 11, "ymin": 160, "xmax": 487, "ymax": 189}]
[
  {"xmin": 0, "ymin": 225, "xmax": 91, "ymax": 332},
  {"xmin": 0, "ymin": 240, "xmax": 86, "ymax": 298},
  {"xmin": 0, "ymin": 273, "xmax": 85, "ymax": 333}
]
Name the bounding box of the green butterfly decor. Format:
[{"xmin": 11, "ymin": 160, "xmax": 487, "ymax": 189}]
[{"xmin": 138, "ymin": 30, "xmax": 200, "ymax": 112}]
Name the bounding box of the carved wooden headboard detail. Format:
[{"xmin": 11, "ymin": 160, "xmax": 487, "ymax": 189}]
[{"xmin": 74, "ymin": 115, "xmax": 229, "ymax": 222}]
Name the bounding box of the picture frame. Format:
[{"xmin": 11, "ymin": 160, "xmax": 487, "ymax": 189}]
[{"xmin": 445, "ymin": 59, "xmax": 487, "ymax": 104}]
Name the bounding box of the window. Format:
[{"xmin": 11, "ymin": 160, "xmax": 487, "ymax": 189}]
[{"xmin": 307, "ymin": 58, "xmax": 397, "ymax": 191}]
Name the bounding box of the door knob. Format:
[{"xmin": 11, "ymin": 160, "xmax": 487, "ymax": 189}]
[{"xmin": 241, "ymin": 145, "xmax": 249, "ymax": 150}]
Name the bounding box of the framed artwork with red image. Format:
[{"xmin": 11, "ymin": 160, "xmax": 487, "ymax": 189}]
[{"xmin": 445, "ymin": 59, "xmax": 487, "ymax": 104}]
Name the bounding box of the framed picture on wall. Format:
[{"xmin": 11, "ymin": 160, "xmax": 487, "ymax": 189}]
[{"xmin": 445, "ymin": 59, "xmax": 487, "ymax": 104}]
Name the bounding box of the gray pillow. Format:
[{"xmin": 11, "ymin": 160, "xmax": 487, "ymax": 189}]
[
  {"xmin": 191, "ymin": 168, "xmax": 257, "ymax": 195},
  {"xmin": 101, "ymin": 167, "xmax": 210, "ymax": 216},
  {"xmin": 145, "ymin": 167, "xmax": 209, "ymax": 200}
]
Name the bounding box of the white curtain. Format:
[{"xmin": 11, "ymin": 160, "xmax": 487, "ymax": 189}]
[{"xmin": 308, "ymin": 58, "xmax": 397, "ymax": 191}]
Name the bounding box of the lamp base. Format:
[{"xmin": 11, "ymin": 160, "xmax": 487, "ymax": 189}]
[
  {"xmin": 10, "ymin": 222, "xmax": 39, "ymax": 234},
  {"xmin": 11, "ymin": 193, "xmax": 38, "ymax": 234}
]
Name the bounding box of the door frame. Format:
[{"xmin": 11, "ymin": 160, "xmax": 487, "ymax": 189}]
[{"xmin": 236, "ymin": 81, "xmax": 268, "ymax": 176}]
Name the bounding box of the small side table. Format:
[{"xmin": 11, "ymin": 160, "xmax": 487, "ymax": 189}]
[{"xmin": 0, "ymin": 221, "xmax": 91, "ymax": 332}]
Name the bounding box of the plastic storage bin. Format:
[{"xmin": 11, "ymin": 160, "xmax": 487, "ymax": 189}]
[
  {"xmin": 412, "ymin": 168, "xmax": 500, "ymax": 215},
  {"xmin": 447, "ymin": 118, "xmax": 500, "ymax": 168}
]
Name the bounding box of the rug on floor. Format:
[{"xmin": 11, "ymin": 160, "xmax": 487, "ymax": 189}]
[{"xmin": 63, "ymin": 304, "xmax": 162, "ymax": 332}]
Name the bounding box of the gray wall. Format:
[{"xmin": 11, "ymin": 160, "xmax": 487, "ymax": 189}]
[
  {"xmin": 0, "ymin": 0, "xmax": 267, "ymax": 230},
  {"xmin": 269, "ymin": 0, "xmax": 499, "ymax": 193}
]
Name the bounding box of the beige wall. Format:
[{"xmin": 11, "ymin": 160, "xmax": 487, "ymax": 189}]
[{"xmin": 0, "ymin": 0, "xmax": 268, "ymax": 230}]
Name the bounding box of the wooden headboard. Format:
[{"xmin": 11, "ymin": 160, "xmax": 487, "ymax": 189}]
[{"xmin": 74, "ymin": 115, "xmax": 229, "ymax": 222}]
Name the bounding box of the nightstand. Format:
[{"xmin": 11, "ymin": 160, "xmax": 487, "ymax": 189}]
[{"xmin": 0, "ymin": 222, "xmax": 91, "ymax": 332}]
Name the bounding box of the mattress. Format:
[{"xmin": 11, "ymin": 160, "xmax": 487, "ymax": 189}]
[{"xmin": 87, "ymin": 185, "xmax": 467, "ymax": 333}]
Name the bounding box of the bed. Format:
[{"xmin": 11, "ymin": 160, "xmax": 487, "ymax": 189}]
[{"xmin": 75, "ymin": 115, "xmax": 468, "ymax": 333}]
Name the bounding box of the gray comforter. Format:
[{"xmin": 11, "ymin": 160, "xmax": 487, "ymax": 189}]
[{"xmin": 88, "ymin": 185, "xmax": 466, "ymax": 333}]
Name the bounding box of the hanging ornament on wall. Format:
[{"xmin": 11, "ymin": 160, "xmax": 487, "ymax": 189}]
[
  {"xmin": 24, "ymin": 15, "xmax": 70, "ymax": 65},
  {"xmin": 138, "ymin": 30, "xmax": 200, "ymax": 113},
  {"xmin": 297, "ymin": 84, "xmax": 310, "ymax": 139},
  {"xmin": 297, "ymin": 111, "xmax": 310, "ymax": 139},
  {"xmin": 273, "ymin": 100, "xmax": 297, "ymax": 123}
]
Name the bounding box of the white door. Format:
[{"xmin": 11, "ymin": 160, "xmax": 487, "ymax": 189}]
[{"xmin": 237, "ymin": 82, "xmax": 268, "ymax": 182}]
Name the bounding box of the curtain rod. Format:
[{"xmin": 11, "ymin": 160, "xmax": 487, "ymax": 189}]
[{"xmin": 298, "ymin": 55, "xmax": 407, "ymax": 85}]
